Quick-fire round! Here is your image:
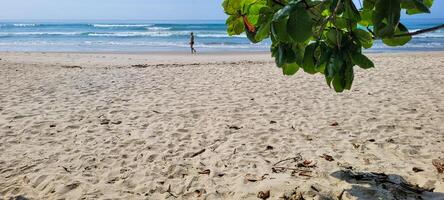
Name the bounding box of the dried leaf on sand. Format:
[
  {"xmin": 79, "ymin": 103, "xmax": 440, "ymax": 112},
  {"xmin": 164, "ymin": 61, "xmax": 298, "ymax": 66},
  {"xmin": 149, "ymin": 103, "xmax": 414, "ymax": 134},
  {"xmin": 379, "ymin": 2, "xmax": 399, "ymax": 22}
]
[
  {"xmin": 257, "ymin": 190, "xmax": 270, "ymax": 200},
  {"xmin": 432, "ymin": 158, "xmax": 444, "ymax": 173},
  {"xmin": 320, "ymin": 154, "xmax": 334, "ymax": 162}
]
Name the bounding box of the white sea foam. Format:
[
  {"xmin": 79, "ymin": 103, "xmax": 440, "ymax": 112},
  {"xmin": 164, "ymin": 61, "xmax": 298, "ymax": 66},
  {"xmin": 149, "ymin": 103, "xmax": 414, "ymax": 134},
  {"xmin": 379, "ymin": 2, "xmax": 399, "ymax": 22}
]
[
  {"xmin": 0, "ymin": 41, "xmax": 265, "ymax": 49},
  {"xmin": 0, "ymin": 32, "xmax": 83, "ymax": 36},
  {"xmin": 413, "ymin": 33, "xmax": 444, "ymax": 38},
  {"xmin": 13, "ymin": 24, "xmax": 37, "ymax": 27},
  {"xmin": 83, "ymin": 41, "xmax": 190, "ymax": 47},
  {"xmin": 0, "ymin": 41, "xmax": 75, "ymax": 46},
  {"xmin": 86, "ymin": 31, "xmax": 245, "ymax": 38},
  {"xmin": 401, "ymin": 29, "xmax": 444, "ymax": 38},
  {"xmin": 0, "ymin": 30, "xmax": 440, "ymax": 39},
  {"xmin": 196, "ymin": 34, "xmax": 246, "ymax": 38},
  {"xmin": 1, "ymin": 21, "xmax": 442, "ymax": 52},
  {"xmin": 87, "ymin": 32, "xmax": 175, "ymax": 37},
  {"xmin": 92, "ymin": 24, "xmax": 153, "ymax": 28},
  {"xmin": 0, "ymin": 31, "xmax": 242, "ymax": 38},
  {"xmin": 146, "ymin": 27, "xmax": 172, "ymax": 31},
  {"xmin": 80, "ymin": 41, "xmax": 267, "ymax": 49}
]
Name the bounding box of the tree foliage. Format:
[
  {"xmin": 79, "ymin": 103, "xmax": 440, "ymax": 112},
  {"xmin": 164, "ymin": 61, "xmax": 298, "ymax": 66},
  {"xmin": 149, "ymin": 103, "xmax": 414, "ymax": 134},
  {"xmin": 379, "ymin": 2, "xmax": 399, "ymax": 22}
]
[{"xmin": 222, "ymin": 0, "xmax": 438, "ymax": 92}]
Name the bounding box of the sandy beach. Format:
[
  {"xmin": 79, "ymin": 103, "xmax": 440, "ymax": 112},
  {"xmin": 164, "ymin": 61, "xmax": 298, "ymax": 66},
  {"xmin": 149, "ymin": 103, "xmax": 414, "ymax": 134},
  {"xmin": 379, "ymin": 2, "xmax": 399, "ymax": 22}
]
[{"xmin": 0, "ymin": 51, "xmax": 443, "ymax": 200}]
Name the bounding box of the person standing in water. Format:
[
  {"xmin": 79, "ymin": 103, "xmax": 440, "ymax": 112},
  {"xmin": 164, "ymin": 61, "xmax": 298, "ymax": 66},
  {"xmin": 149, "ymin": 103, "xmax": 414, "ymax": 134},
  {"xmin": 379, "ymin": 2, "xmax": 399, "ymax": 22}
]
[{"xmin": 190, "ymin": 32, "xmax": 197, "ymax": 54}]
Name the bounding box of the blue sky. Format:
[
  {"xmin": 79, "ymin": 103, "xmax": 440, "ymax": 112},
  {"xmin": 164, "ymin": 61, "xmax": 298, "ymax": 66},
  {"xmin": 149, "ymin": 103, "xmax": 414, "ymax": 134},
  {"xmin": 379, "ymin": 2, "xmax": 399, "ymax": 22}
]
[{"xmin": 0, "ymin": 0, "xmax": 442, "ymax": 20}]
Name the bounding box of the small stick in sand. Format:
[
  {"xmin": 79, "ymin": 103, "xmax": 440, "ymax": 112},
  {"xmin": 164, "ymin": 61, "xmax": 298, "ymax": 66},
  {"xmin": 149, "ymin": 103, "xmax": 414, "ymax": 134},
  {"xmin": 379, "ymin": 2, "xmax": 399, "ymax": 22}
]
[
  {"xmin": 61, "ymin": 166, "xmax": 71, "ymax": 173},
  {"xmin": 310, "ymin": 185, "xmax": 319, "ymax": 192},
  {"xmin": 167, "ymin": 185, "xmax": 178, "ymax": 198},
  {"xmin": 273, "ymin": 154, "xmax": 302, "ymax": 166},
  {"xmin": 190, "ymin": 149, "xmax": 206, "ymax": 158},
  {"xmin": 338, "ymin": 190, "xmax": 345, "ymax": 200},
  {"xmin": 228, "ymin": 125, "xmax": 242, "ymax": 130}
]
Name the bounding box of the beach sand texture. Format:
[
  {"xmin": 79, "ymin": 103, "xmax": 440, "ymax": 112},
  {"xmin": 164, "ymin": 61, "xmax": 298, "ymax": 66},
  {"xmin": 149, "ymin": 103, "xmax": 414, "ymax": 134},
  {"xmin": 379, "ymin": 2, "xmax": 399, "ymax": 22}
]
[{"xmin": 0, "ymin": 52, "xmax": 444, "ymax": 199}]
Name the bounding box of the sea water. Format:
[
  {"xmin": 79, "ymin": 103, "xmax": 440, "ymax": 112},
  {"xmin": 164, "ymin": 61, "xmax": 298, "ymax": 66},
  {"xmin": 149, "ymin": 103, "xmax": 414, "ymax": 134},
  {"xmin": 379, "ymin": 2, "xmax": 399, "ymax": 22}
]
[{"xmin": 0, "ymin": 19, "xmax": 442, "ymax": 52}]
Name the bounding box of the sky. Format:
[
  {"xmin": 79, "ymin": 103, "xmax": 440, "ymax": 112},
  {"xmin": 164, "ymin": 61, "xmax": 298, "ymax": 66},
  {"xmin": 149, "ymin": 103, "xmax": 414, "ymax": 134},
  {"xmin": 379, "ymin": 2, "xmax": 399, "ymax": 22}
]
[{"xmin": 0, "ymin": 0, "xmax": 442, "ymax": 21}]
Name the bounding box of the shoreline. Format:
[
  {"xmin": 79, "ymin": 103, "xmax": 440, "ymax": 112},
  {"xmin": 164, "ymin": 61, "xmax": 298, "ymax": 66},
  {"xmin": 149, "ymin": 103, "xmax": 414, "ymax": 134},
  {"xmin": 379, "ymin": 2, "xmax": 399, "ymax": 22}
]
[
  {"xmin": 1, "ymin": 51, "xmax": 443, "ymax": 67},
  {"xmin": 1, "ymin": 49, "xmax": 444, "ymax": 55}
]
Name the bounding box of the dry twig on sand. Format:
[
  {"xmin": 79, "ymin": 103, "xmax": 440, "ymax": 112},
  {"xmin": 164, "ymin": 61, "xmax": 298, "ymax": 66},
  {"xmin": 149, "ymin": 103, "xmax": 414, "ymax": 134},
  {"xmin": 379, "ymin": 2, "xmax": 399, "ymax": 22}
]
[
  {"xmin": 273, "ymin": 154, "xmax": 303, "ymax": 166},
  {"xmin": 190, "ymin": 149, "xmax": 206, "ymax": 158},
  {"xmin": 320, "ymin": 154, "xmax": 334, "ymax": 162},
  {"xmin": 166, "ymin": 185, "xmax": 177, "ymax": 198}
]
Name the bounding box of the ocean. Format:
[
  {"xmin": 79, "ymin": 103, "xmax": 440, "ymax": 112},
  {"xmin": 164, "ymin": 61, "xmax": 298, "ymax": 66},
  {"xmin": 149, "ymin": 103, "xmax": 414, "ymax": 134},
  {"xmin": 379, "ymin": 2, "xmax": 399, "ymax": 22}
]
[{"xmin": 0, "ymin": 19, "xmax": 443, "ymax": 52}]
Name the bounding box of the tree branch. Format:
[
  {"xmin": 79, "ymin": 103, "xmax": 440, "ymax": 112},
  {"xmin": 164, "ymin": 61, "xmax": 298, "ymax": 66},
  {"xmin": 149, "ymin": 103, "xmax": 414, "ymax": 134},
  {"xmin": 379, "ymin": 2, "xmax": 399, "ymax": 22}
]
[
  {"xmin": 272, "ymin": 0, "xmax": 285, "ymax": 7},
  {"xmin": 393, "ymin": 24, "xmax": 444, "ymax": 37},
  {"xmin": 302, "ymin": 0, "xmax": 310, "ymax": 8},
  {"xmin": 316, "ymin": 0, "xmax": 342, "ymax": 42},
  {"xmin": 367, "ymin": 26, "xmax": 376, "ymax": 37}
]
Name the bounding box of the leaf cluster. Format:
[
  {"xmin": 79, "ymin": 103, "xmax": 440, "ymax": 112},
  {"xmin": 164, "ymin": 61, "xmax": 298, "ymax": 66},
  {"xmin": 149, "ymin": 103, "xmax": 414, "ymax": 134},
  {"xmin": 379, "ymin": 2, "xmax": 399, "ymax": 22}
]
[{"xmin": 222, "ymin": 0, "xmax": 434, "ymax": 92}]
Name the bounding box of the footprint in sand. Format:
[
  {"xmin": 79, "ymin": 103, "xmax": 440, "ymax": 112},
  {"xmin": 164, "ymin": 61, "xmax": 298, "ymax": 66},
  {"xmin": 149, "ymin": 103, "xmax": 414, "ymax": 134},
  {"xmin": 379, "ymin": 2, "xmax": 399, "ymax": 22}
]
[
  {"xmin": 31, "ymin": 175, "xmax": 48, "ymax": 189},
  {"xmin": 56, "ymin": 182, "xmax": 80, "ymax": 194}
]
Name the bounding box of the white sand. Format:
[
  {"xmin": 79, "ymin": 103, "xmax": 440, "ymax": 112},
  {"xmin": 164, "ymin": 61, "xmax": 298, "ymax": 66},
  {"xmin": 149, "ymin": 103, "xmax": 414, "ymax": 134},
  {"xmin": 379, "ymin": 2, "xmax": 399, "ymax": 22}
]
[{"xmin": 0, "ymin": 52, "xmax": 443, "ymax": 200}]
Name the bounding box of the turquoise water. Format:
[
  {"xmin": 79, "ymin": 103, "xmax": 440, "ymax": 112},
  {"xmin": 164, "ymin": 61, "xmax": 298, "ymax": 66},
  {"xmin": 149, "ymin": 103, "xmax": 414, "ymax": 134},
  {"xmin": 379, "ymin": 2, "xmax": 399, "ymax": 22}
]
[{"xmin": 0, "ymin": 19, "xmax": 442, "ymax": 52}]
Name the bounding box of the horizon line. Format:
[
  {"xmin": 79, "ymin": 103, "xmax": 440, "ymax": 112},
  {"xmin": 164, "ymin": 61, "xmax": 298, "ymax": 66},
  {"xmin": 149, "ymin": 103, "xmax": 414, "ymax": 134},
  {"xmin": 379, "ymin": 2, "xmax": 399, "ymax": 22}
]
[
  {"xmin": 0, "ymin": 19, "xmax": 227, "ymax": 21},
  {"xmin": 1, "ymin": 17, "xmax": 443, "ymax": 22}
]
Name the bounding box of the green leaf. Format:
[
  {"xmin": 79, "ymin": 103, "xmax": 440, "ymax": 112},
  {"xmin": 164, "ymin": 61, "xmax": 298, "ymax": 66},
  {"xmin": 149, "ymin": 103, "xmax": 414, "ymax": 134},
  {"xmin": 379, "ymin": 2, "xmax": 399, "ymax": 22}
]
[
  {"xmin": 334, "ymin": 17, "xmax": 349, "ymax": 29},
  {"xmin": 246, "ymin": 30, "xmax": 261, "ymax": 43},
  {"xmin": 344, "ymin": 63, "xmax": 354, "ymax": 90},
  {"xmin": 283, "ymin": 62, "xmax": 300, "ymax": 75},
  {"xmin": 275, "ymin": 44, "xmax": 286, "ymax": 67},
  {"xmin": 272, "ymin": 43, "xmax": 301, "ymax": 76},
  {"xmin": 253, "ymin": 6, "xmax": 273, "ymax": 41},
  {"xmin": 401, "ymin": 0, "xmax": 433, "ymax": 14},
  {"xmin": 325, "ymin": 76, "xmax": 333, "ymax": 88},
  {"xmin": 344, "ymin": 0, "xmax": 361, "ymax": 23},
  {"xmin": 325, "ymin": 55, "xmax": 343, "ymax": 87},
  {"xmin": 272, "ymin": 1, "xmax": 300, "ymax": 21},
  {"xmin": 412, "ymin": 0, "xmax": 431, "ymax": 13},
  {"xmin": 291, "ymin": 43, "xmax": 305, "ymax": 64},
  {"xmin": 353, "ymin": 29, "xmax": 373, "ymax": 49},
  {"xmin": 315, "ymin": 43, "xmax": 332, "ymax": 73},
  {"xmin": 287, "ymin": 6, "xmax": 313, "ymax": 42},
  {"xmin": 222, "ymin": 0, "xmax": 242, "ymax": 15},
  {"xmin": 273, "ymin": 43, "xmax": 297, "ymax": 68},
  {"xmin": 350, "ymin": 52, "xmax": 374, "ymax": 69},
  {"xmin": 363, "ymin": 0, "xmax": 377, "ymax": 10},
  {"xmin": 424, "ymin": 0, "xmax": 434, "ymax": 7},
  {"xmin": 329, "ymin": 0, "xmax": 345, "ymax": 14},
  {"xmin": 272, "ymin": 18, "xmax": 291, "ymax": 42},
  {"xmin": 332, "ymin": 74, "xmax": 345, "ymax": 92},
  {"xmin": 382, "ymin": 23, "xmax": 412, "ymax": 46},
  {"xmin": 247, "ymin": 4, "xmax": 268, "ymax": 25},
  {"xmin": 241, "ymin": 0, "xmax": 258, "ymax": 14},
  {"xmin": 330, "ymin": 55, "xmax": 353, "ymax": 93},
  {"xmin": 373, "ymin": 0, "xmax": 401, "ymax": 37},
  {"xmin": 359, "ymin": 9, "xmax": 373, "ymax": 26},
  {"xmin": 326, "ymin": 29, "xmax": 343, "ymax": 47},
  {"xmin": 255, "ymin": 21, "xmax": 271, "ymax": 41},
  {"xmin": 302, "ymin": 43, "xmax": 317, "ymax": 74},
  {"xmin": 226, "ymin": 16, "xmax": 244, "ymax": 35},
  {"xmin": 306, "ymin": 1, "xmax": 327, "ymax": 22}
]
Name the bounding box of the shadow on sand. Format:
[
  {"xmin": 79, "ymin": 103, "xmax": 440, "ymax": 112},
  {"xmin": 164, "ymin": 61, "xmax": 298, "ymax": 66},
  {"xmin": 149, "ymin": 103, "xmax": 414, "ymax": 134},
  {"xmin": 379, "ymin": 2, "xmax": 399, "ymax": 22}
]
[
  {"xmin": 9, "ymin": 196, "xmax": 29, "ymax": 200},
  {"xmin": 331, "ymin": 170, "xmax": 444, "ymax": 200}
]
